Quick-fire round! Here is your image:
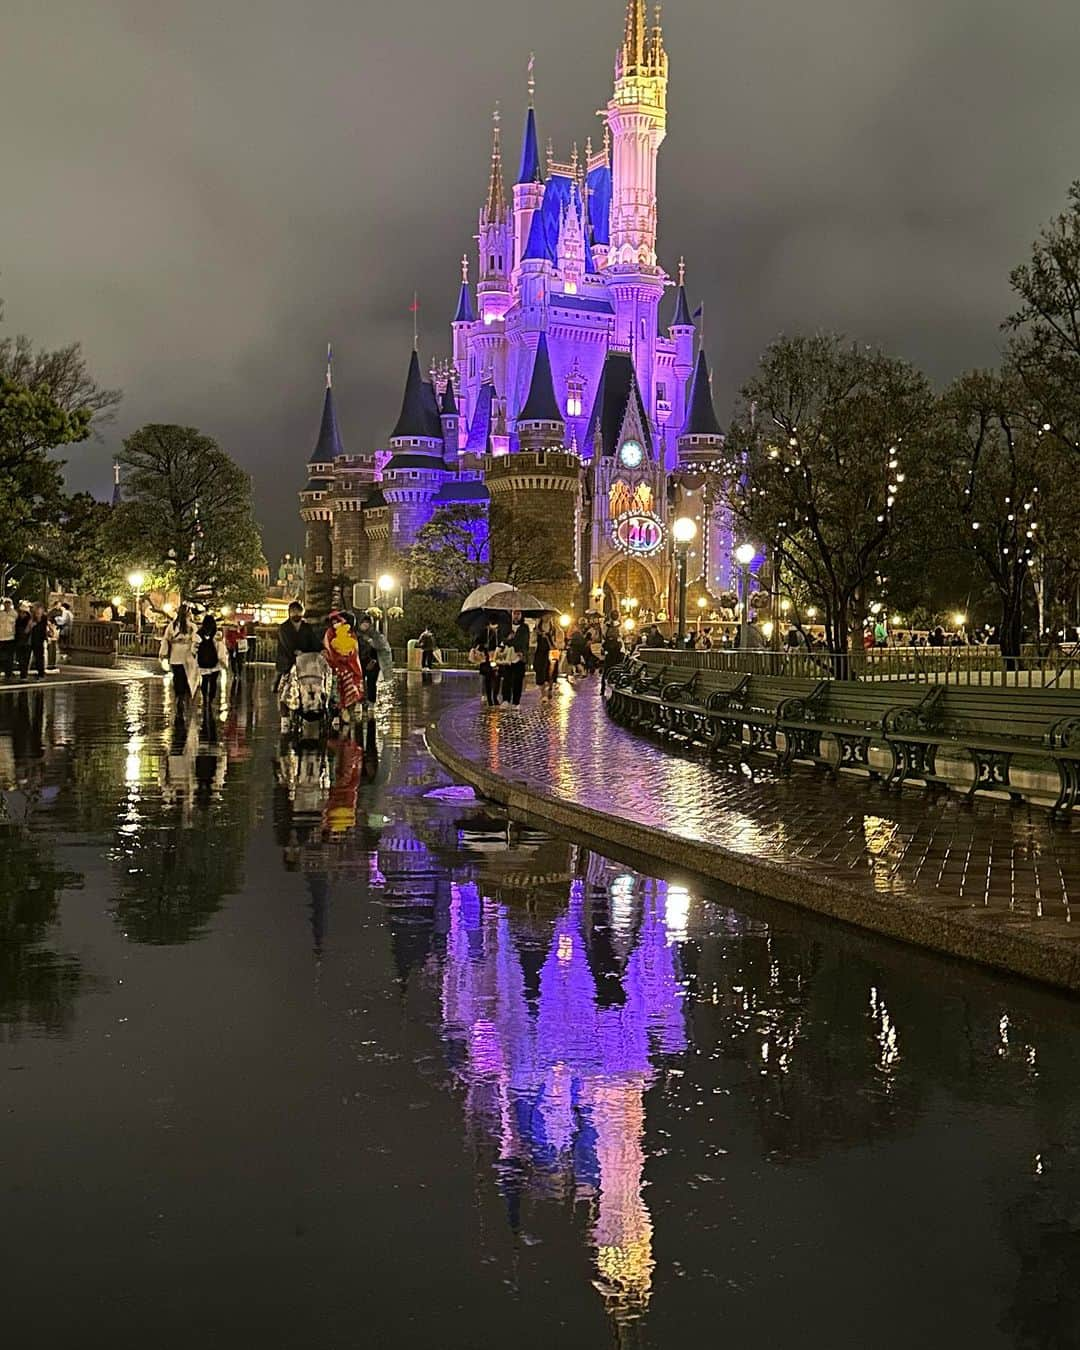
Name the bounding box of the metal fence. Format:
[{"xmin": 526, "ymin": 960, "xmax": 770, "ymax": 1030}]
[{"xmin": 643, "ymin": 643, "xmax": 1080, "ymax": 689}]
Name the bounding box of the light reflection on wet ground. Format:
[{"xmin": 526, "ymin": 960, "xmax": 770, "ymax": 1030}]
[{"xmin": 1, "ymin": 672, "xmax": 1079, "ymax": 1348}]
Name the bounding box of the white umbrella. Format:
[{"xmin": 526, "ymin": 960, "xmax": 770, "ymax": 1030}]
[{"xmin": 460, "ymin": 582, "xmax": 518, "ymax": 613}]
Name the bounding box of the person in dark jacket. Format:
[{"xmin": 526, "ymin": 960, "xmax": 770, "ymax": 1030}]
[
  {"xmin": 533, "ymin": 616, "xmax": 560, "ymax": 701},
  {"xmin": 24, "ymin": 604, "xmax": 52, "ymax": 679},
  {"xmin": 276, "ymin": 602, "xmax": 320, "ymax": 731},
  {"xmin": 501, "ymin": 610, "xmax": 530, "ymax": 707},
  {"xmin": 600, "ymin": 623, "xmax": 624, "ymax": 693},
  {"xmin": 418, "ymin": 627, "xmax": 436, "ymax": 671},
  {"xmin": 476, "ymin": 620, "xmax": 503, "ymax": 707}
]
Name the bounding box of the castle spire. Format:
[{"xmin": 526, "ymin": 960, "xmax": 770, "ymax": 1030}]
[
  {"xmin": 518, "ymin": 333, "xmax": 563, "ymax": 424},
  {"xmin": 453, "ymin": 254, "xmax": 476, "ymax": 323},
  {"xmin": 671, "ymin": 258, "xmax": 693, "ymax": 328},
  {"xmin": 484, "ymin": 105, "xmax": 507, "ymax": 223},
  {"xmin": 517, "ymin": 102, "xmax": 541, "ymax": 185},
  {"xmin": 623, "ymin": 0, "xmax": 646, "ymax": 67},
  {"xmin": 527, "ymin": 50, "xmax": 535, "ymax": 109},
  {"xmin": 326, "ymin": 342, "xmax": 333, "ymax": 389},
  {"xmin": 681, "ymin": 348, "xmax": 722, "ymax": 439}
]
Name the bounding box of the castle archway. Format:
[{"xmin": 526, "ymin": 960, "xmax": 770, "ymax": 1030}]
[{"xmin": 600, "ymin": 554, "xmax": 666, "ymax": 620}]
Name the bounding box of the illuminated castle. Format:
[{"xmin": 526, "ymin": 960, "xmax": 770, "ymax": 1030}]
[{"xmin": 299, "ymin": 0, "xmax": 734, "ymax": 618}]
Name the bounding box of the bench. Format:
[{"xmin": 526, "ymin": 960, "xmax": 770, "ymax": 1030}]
[
  {"xmin": 779, "ymin": 683, "xmax": 942, "ymax": 778},
  {"xmin": 605, "ymin": 655, "xmax": 670, "ymax": 725},
  {"xmin": 707, "ymin": 676, "xmax": 829, "ymax": 758},
  {"xmin": 885, "ymin": 686, "xmax": 1080, "ymax": 811},
  {"xmin": 652, "ymin": 669, "xmax": 752, "ymax": 742}
]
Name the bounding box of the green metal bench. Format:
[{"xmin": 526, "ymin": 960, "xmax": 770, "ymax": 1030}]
[
  {"xmin": 885, "ymin": 686, "xmax": 1080, "ymax": 811},
  {"xmin": 708, "ymin": 676, "xmax": 829, "ymax": 758},
  {"xmin": 605, "ymin": 654, "xmax": 670, "ymax": 725},
  {"xmin": 653, "ymin": 668, "xmax": 751, "ymax": 743},
  {"xmin": 780, "ymin": 683, "xmax": 942, "ymax": 778}
]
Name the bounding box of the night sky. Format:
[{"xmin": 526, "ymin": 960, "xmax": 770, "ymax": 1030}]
[{"xmin": 3, "ymin": 0, "xmax": 1079, "ymax": 557}]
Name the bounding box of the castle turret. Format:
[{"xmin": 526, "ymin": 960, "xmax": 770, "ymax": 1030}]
[
  {"xmin": 516, "ymin": 332, "xmax": 565, "ymax": 453},
  {"xmin": 299, "ymin": 346, "xmax": 343, "ymax": 614},
  {"xmin": 670, "ymin": 257, "xmax": 695, "ymax": 382},
  {"xmin": 451, "ymin": 255, "xmax": 476, "ymax": 429},
  {"xmin": 382, "ymin": 349, "xmax": 449, "ymax": 554},
  {"xmin": 677, "ymin": 348, "xmax": 723, "ymax": 465},
  {"xmin": 605, "ymin": 1, "xmax": 668, "ymax": 412},
  {"xmin": 440, "ymin": 378, "xmax": 460, "ymax": 467},
  {"xmin": 519, "ymin": 208, "xmax": 551, "ymax": 312},
  {"xmin": 478, "ymin": 107, "xmax": 512, "ymax": 325},
  {"xmin": 511, "ymin": 74, "xmax": 545, "ymax": 284}
]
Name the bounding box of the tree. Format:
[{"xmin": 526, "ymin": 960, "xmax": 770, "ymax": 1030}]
[
  {"xmin": 932, "ymin": 371, "xmax": 1048, "ymax": 659},
  {"xmin": 406, "ymin": 504, "xmax": 489, "ymax": 599},
  {"xmin": 0, "ymin": 300, "xmax": 121, "ymax": 588},
  {"xmin": 1006, "ymin": 182, "xmax": 1080, "ymax": 458},
  {"xmin": 725, "ymin": 335, "xmax": 936, "ymax": 664},
  {"xmin": 117, "ymin": 424, "xmax": 265, "ymax": 605}
]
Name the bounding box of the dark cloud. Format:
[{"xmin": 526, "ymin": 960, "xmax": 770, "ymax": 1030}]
[{"xmin": 3, "ymin": 0, "xmax": 1079, "ymax": 556}]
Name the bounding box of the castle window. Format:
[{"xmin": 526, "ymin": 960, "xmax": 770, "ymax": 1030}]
[
  {"xmin": 656, "ymin": 381, "xmax": 667, "ymax": 402},
  {"xmin": 392, "ymin": 517, "xmax": 400, "ymax": 533},
  {"xmin": 344, "ymin": 547, "xmax": 354, "ymax": 568},
  {"xmin": 314, "ymin": 556, "xmax": 324, "ymax": 574},
  {"xmin": 640, "ymin": 318, "xmax": 647, "ymax": 341}
]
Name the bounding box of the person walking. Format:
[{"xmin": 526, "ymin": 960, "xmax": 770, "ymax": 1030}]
[
  {"xmin": 13, "ymin": 602, "xmax": 33, "ymax": 679},
  {"xmin": 533, "ymin": 616, "xmax": 560, "ymax": 701},
  {"xmin": 195, "ymin": 615, "xmax": 228, "ymax": 725},
  {"xmin": 566, "ymin": 624, "xmax": 588, "ymax": 678},
  {"xmin": 418, "ymin": 627, "xmax": 436, "ymax": 671},
  {"xmin": 225, "ymin": 620, "xmax": 250, "ymax": 683},
  {"xmin": 0, "ymin": 598, "xmax": 16, "ymax": 680},
  {"xmin": 501, "ymin": 610, "xmax": 530, "ymax": 707},
  {"xmin": 600, "ymin": 622, "xmax": 623, "ymax": 693},
  {"xmin": 323, "ymin": 610, "xmax": 366, "ymax": 734},
  {"xmin": 475, "ymin": 619, "xmax": 504, "ymax": 708},
  {"xmin": 23, "ymin": 604, "xmax": 53, "ymax": 680},
  {"xmin": 355, "ymin": 613, "xmax": 393, "ymax": 709},
  {"xmin": 160, "ymin": 604, "xmax": 198, "ymax": 701},
  {"xmin": 53, "ymin": 602, "xmax": 73, "ymax": 658},
  {"xmin": 276, "ymin": 601, "xmax": 320, "ymax": 731}
]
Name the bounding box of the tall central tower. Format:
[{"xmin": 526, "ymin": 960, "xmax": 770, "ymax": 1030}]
[
  {"xmin": 604, "ymin": 0, "xmax": 668, "ymax": 417},
  {"xmin": 606, "ymin": 0, "xmax": 667, "ymax": 271}
]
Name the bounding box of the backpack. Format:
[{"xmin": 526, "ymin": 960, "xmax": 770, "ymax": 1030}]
[{"xmin": 197, "ymin": 636, "xmax": 218, "ymax": 670}]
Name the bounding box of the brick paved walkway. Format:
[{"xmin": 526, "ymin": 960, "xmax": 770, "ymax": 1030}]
[{"xmin": 431, "ymin": 676, "xmax": 1080, "ymax": 990}]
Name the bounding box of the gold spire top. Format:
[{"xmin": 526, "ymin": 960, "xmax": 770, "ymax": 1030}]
[
  {"xmin": 484, "ymin": 103, "xmax": 507, "ymax": 223},
  {"xmin": 623, "ymin": 0, "xmax": 646, "ymax": 66},
  {"xmin": 461, "ymin": 254, "xmax": 469, "ymax": 284},
  {"xmin": 527, "ymin": 51, "xmax": 535, "ymax": 108},
  {"xmin": 678, "ymin": 255, "xmax": 685, "ymax": 287}
]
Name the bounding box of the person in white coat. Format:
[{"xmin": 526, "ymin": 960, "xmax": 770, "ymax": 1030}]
[{"xmin": 160, "ymin": 605, "xmax": 198, "ymax": 700}]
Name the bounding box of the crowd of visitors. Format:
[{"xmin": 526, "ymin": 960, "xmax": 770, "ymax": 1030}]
[{"xmin": 274, "ymin": 601, "xmax": 392, "ymax": 735}]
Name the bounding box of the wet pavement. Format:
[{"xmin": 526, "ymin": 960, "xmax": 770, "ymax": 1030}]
[
  {"xmin": 2, "ymin": 670, "xmax": 1080, "ymax": 1348},
  {"xmin": 438, "ymin": 677, "xmax": 1080, "ymax": 950}
]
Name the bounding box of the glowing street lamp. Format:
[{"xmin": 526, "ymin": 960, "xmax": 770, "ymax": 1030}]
[
  {"xmin": 559, "ymin": 612, "xmax": 572, "ymax": 630},
  {"xmin": 672, "ymin": 516, "xmax": 697, "ymax": 644},
  {"xmin": 127, "ymin": 570, "xmax": 146, "ymax": 636},
  {"xmin": 734, "ymin": 543, "xmax": 756, "ymax": 647},
  {"xmin": 377, "ymin": 573, "xmax": 398, "ymax": 641}
]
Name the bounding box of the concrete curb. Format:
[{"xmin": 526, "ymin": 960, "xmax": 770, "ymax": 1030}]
[{"xmin": 427, "ymin": 717, "xmax": 1080, "ymax": 995}]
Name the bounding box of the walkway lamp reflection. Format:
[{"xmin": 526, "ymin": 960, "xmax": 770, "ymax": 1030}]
[
  {"xmin": 672, "ymin": 516, "xmax": 697, "ymax": 644},
  {"xmin": 127, "ymin": 570, "xmax": 146, "ymax": 636},
  {"xmin": 735, "ymin": 543, "xmax": 756, "ymax": 647}
]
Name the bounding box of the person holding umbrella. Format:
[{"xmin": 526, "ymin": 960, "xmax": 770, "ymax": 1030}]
[
  {"xmin": 502, "ymin": 609, "xmax": 531, "ymax": 707},
  {"xmin": 474, "ymin": 619, "xmax": 504, "ymax": 708}
]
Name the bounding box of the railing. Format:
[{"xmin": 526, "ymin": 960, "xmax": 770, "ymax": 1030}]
[{"xmin": 642, "ymin": 643, "xmax": 1080, "ymax": 688}]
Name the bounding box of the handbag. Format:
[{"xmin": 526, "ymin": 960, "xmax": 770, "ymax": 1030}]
[{"xmin": 468, "ymin": 646, "xmax": 485, "ymax": 666}]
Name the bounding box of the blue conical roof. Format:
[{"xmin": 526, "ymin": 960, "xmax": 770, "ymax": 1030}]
[
  {"xmin": 309, "ymin": 386, "xmax": 345, "ymax": 464},
  {"xmin": 518, "ymin": 107, "xmax": 541, "ymax": 184},
  {"xmin": 522, "ymin": 207, "xmax": 549, "ymax": 262},
  {"xmin": 441, "ymin": 378, "xmax": 458, "ymax": 416},
  {"xmin": 518, "ymin": 333, "xmax": 563, "ymax": 424},
  {"xmin": 672, "ymin": 284, "xmax": 693, "ymax": 328},
  {"xmin": 682, "ymin": 349, "xmax": 723, "ymax": 439},
  {"xmin": 453, "ymin": 282, "xmax": 476, "ymax": 324},
  {"xmin": 390, "ymin": 349, "xmax": 443, "ymax": 441}
]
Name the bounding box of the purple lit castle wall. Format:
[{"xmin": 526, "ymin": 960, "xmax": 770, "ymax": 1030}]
[{"xmin": 300, "ymin": 1, "xmax": 733, "ymax": 613}]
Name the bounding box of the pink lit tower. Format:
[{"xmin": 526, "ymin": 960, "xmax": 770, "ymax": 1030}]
[{"xmin": 299, "ymin": 1, "xmax": 733, "ymax": 619}]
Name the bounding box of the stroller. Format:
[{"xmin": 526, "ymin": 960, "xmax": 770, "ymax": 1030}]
[{"xmin": 289, "ymin": 651, "xmax": 332, "ymax": 742}]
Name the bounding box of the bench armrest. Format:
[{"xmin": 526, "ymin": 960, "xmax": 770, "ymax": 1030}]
[{"xmin": 1047, "ymin": 716, "xmax": 1080, "ymax": 750}]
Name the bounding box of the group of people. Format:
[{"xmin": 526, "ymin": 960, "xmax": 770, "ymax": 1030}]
[
  {"xmin": 275, "ymin": 601, "xmax": 392, "ymax": 733},
  {"xmin": 159, "ymin": 606, "xmax": 233, "ymax": 720},
  {"xmin": 0, "ymin": 600, "xmax": 59, "ymax": 680},
  {"xmin": 469, "ymin": 613, "xmax": 626, "ymax": 708}
]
